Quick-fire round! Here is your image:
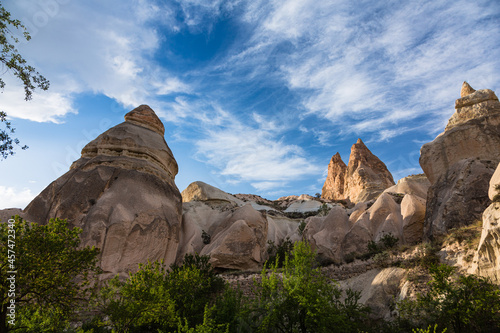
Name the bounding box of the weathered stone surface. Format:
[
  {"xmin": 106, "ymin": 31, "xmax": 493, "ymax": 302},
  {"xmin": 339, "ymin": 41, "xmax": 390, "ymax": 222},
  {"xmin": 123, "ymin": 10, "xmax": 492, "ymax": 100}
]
[
  {"xmin": 472, "ymin": 202, "xmax": 500, "ymax": 283},
  {"xmin": 267, "ymin": 216, "xmax": 301, "ymax": 244},
  {"xmin": 460, "ymin": 81, "xmax": 476, "ymax": 97},
  {"xmin": 343, "ymin": 193, "xmax": 402, "ymax": 254},
  {"xmin": 339, "ymin": 267, "xmax": 406, "ymax": 320},
  {"xmin": 0, "ymin": 208, "xmax": 24, "ymax": 222},
  {"xmin": 303, "ymin": 206, "xmax": 351, "ymax": 263},
  {"xmin": 401, "ymin": 194, "xmax": 426, "ymax": 244},
  {"xmin": 181, "ymin": 181, "xmax": 244, "ymax": 206},
  {"xmin": 421, "ymin": 84, "xmax": 500, "ymax": 185},
  {"xmin": 322, "ymin": 139, "xmax": 395, "ymax": 204},
  {"xmin": 24, "ymin": 105, "xmax": 182, "ymax": 279},
  {"xmin": 200, "ymin": 204, "xmax": 268, "ymax": 271},
  {"xmin": 322, "ymin": 152, "xmax": 347, "ymax": 200},
  {"xmin": 177, "ymin": 201, "xmax": 234, "ymax": 262},
  {"xmin": 424, "ymin": 158, "xmax": 496, "ymax": 239},
  {"xmin": 489, "ymin": 162, "xmax": 500, "ymax": 200},
  {"xmin": 383, "ymin": 174, "xmax": 430, "ymax": 199},
  {"xmin": 344, "ymin": 139, "xmax": 395, "ymax": 203},
  {"xmin": 124, "ymin": 104, "xmax": 165, "ymax": 136}
]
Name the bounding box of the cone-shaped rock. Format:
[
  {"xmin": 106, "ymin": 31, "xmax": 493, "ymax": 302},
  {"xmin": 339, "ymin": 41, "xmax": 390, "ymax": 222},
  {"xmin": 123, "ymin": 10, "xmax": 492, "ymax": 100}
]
[
  {"xmin": 24, "ymin": 105, "xmax": 182, "ymax": 279},
  {"xmin": 321, "ymin": 153, "xmax": 347, "ymax": 201},
  {"xmin": 344, "ymin": 139, "xmax": 395, "ymax": 203},
  {"xmin": 460, "ymin": 81, "xmax": 476, "ymax": 97}
]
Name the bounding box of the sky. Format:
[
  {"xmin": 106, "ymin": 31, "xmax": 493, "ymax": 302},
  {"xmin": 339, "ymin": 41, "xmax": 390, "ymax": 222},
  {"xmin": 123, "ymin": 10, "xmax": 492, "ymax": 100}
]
[{"xmin": 1, "ymin": 0, "xmax": 499, "ymax": 209}]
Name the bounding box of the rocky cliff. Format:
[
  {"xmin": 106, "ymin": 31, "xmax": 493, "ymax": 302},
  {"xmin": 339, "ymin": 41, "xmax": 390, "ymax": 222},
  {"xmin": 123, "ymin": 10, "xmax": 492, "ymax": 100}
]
[
  {"xmin": 23, "ymin": 105, "xmax": 182, "ymax": 279},
  {"xmin": 322, "ymin": 139, "xmax": 395, "ymax": 204},
  {"xmin": 420, "ymin": 82, "xmax": 500, "ymax": 239}
]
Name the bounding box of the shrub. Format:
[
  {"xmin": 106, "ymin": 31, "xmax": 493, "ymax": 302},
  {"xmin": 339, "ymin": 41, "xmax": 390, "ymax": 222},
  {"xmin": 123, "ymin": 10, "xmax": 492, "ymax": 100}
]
[
  {"xmin": 251, "ymin": 241, "xmax": 370, "ymax": 333},
  {"xmin": 266, "ymin": 237, "xmax": 294, "ymax": 268},
  {"xmin": 399, "ymin": 264, "xmax": 500, "ymax": 333}
]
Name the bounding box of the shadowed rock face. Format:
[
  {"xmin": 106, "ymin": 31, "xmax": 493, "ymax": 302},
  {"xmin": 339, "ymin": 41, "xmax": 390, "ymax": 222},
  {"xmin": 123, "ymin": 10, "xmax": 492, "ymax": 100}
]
[
  {"xmin": 24, "ymin": 105, "xmax": 182, "ymax": 279},
  {"xmin": 420, "ymin": 83, "xmax": 500, "ymax": 239}
]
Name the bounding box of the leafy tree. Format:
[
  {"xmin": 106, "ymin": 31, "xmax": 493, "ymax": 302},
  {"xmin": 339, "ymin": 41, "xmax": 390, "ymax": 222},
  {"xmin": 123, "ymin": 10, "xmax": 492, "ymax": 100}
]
[
  {"xmin": 251, "ymin": 241, "xmax": 369, "ymax": 333},
  {"xmin": 96, "ymin": 253, "xmax": 225, "ymax": 332},
  {"xmin": 399, "ymin": 264, "xmax": 500, "ymax": 333},
  {"xmin": 0, "ymin": 216, "xmax": 100, "ymax": 333},
  {"xmin": 0, "ymin": 2, "xmax": 50, "ymax": 159}
]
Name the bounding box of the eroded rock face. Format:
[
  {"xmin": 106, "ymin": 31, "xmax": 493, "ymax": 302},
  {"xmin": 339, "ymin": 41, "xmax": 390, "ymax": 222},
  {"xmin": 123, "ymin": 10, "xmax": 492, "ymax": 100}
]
[
  {"xmin": 345, "ymin": 139, "xmax": 395, "ymax": 203},
  {"xmin": 424, "ymin": 159, "xmax": 496, "ymax": 238},
  {"xmin": 200, "ymin": 204, "xmax": 268, "ymax": 271},
  {"xmin": 303, "ymin": 206, "xmax": 351, "ymax": 264},
  {"xmin": 420, "ymin": 84, "xmax": 500, "ymax": 185},
  {"xmin": 383, "ymin": 174, "xmax": 430, "ymax": 199},
  {"xmin": 420, "ymin": 84, "xmax": 500, "ymax": 239},
  {"xmin": 24, "ymin": 105, "xmax": 182, "ymax": 279},
  {"xmin": 322, "ymin": 153, "xmax": 347, "ymax": 201},
  {"xmin": 322, "ymin": 139, "xmax": 395, "ymax": 204}
]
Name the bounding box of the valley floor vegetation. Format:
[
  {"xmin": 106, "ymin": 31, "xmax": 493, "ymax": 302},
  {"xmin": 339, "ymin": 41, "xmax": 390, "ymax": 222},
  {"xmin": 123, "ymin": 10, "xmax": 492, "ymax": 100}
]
[{"xmin": 1, "ymin": 216, "xmax": 500, "ymax": 333}]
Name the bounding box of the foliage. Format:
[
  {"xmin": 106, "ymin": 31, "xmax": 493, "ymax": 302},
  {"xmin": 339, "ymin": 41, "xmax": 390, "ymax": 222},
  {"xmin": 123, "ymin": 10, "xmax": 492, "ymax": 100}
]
[
  {"xmin": 0, "ymin": 111, "xmax": 27, "ymax": 160},
  {"xmin": 177, "ymin": 305, "xmax": 229, "ymax": 333},
  {"xmin": 266, "ymin": 237, "xmax": 294, "ymax": 268},
  {"xmin": 96, "ymin": 253, "xmax": 225, "ymax": 332},
  {"xmin": 0, "ymin": 3, "xmax": 50, "ymax": 100},
  {"xmin": 399, "ymin": 264, "xmax": 500, "ymax": 333},
  {"xmin": 0, "ymin": 216, "xmax": 100, "ymax": 332},
  {"xmin": 251, "ymin": 241, "xmax": 369, "ymax": 333},
  {"xmin": 364, "ymin": 233, "xmax": 399, "ymax": 260},
  {"xmin": 0, "ymin": 3, "xmax": 50, "ymax": 159},
  {"xmin": 297, "ymin": 220, "xmax": 307, "ymax": 236},
  {"xmin": 317, "ymin": 203, "xmax": 331, "ymax": 216},
  {"xmin": 412, "ymin": 325, "xmax": 447, "ymax": 333}
]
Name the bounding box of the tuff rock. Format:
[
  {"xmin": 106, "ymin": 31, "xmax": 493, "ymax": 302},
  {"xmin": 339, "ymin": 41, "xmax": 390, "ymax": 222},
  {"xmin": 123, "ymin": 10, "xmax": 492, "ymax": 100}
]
[{"xmin": 23, "ymin": 105, "xmax": 182, "ymax": 279}]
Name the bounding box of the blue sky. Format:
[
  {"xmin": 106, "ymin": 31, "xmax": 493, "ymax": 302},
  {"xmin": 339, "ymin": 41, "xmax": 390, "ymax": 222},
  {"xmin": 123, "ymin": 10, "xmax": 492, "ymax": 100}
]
[{"xmin": 1, "ymin": 0, "xmax": 499, "ymax": 209}]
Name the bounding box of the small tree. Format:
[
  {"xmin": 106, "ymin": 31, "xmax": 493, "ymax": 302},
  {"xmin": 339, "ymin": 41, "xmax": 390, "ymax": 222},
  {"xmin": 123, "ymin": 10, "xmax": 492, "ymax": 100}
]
[
  {"xmin": 251, "ymin": 241, "xmax": 369, "ymax": 332},
  {"xmin": 0, "ymin": 216, "xmax": 100, "ymax": 332}
]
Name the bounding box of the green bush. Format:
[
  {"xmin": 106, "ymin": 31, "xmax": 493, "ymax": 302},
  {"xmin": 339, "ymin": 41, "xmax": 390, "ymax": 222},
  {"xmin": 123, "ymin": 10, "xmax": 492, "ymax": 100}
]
[
  {"xmin": 266, "ymin": 237, "xmax": 294, "ymax": 268},
  {"xmin": 251, "ymin": 241, "xmax": 370, "ymax": 333},
  {"xmin": 399, "ymin": 264, "xmax": 500, "ymax": 333}
]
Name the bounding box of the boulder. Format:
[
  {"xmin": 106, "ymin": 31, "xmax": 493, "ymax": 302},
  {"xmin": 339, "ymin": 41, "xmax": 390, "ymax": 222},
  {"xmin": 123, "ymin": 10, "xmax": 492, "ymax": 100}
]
[
  {"xmin": 303, "ymin": 206, "xmax": 351, "ymax": 264},
  {"xmin": 339, "ymin": 267, "xmax": 406, "ymax": 320},
  {"xmin": 401, "ymin": 194, "xmax": 426, "ymax": 244},
  {"xmin": 383, "ymin": 174, "xmax": 430, "ymax": 199},
  {"xmin": 23, "ymin": 105, "xmax": 182, "ymax": 279},
  {"xmin": 200, "ymin": 204, "xmax": 268, "ymax": 271},
  {"xmin": 181, "ymin": 181, "xmax": 244, "ymax": 206},
  {"xmin": 424, "ymin": 158, "xmax": 496, "ymax": 238}
]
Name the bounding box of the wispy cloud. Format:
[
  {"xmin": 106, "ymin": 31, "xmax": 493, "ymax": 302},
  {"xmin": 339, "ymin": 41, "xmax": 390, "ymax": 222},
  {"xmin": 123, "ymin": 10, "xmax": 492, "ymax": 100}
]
[{"xmin": 0, "ymin": 186, "xmax": 35, "ymax": 209}]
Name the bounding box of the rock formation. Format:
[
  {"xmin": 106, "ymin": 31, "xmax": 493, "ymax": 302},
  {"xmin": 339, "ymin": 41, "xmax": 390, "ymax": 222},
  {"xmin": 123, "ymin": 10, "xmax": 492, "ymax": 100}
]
[
  {"xmin": 472, "ymin": 162, "xmax": 500, "ymax": 283},
  {"xmin": 321, "ymin": 153, "xmax": 347, "ymax": 200},
  {"xmin": 420, "ymin": 83, "xmax": 500, "ymax": 238},
  {"xmin": 179, "ymin": 181, "xmax": 300, "ymax": 270},
  {"xmin": 322, "ymin": 139, "xmax": 395, "ymax": 204},
  {"xmin": 23, "ymin": 105, "xmax": 182, "ymax": 279}
]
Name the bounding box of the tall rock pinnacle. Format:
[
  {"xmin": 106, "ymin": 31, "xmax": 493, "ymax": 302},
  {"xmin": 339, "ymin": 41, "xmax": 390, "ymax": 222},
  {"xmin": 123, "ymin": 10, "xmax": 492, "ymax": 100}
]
[
  {"xmin": 321, "ymin": 139, "xmax": 395, "ymax": 204},
  {"xmin": 321, "ymin": 152, "xmax": 347, "ymax": 200}
]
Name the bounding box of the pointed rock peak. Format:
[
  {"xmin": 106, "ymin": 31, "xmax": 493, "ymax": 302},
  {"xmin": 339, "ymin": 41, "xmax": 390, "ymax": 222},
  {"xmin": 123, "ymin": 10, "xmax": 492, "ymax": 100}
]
[
  {"xmin": 332, "ymin": 152, "xmax": 345, "ymax": 163},
  {"xmin": 356, "ymin": 138, "xmax": 365, "ymax": 145},
  {"xmin": 125, "ymin": 105, "xmax": 165, "ymax": 136},
  {"xmin": 460, "ymin": 81, "xmax": 476, "ymax": 97}
]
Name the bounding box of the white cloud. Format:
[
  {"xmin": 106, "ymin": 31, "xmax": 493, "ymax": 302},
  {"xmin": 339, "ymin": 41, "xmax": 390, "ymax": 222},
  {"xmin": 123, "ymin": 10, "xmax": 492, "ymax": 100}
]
[
  {"xmin": 193, "ymin": 107, "xmax": 321, "ymax": 186},
  {"xmin": 0, "ymin": 186, "xmax": 35, "ymax": 209}
]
